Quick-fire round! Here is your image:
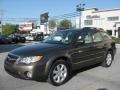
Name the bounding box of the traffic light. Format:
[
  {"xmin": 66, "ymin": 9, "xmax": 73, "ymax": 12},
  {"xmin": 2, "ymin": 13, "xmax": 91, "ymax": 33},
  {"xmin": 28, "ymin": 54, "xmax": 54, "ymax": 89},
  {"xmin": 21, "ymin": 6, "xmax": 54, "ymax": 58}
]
[
  {"xmin": 40, "ymin": 12, "xmax": 49, "ymax": 24},
  {"xmin": 0, "ymin": 21, "xmax": 1, "ymax": 24}
]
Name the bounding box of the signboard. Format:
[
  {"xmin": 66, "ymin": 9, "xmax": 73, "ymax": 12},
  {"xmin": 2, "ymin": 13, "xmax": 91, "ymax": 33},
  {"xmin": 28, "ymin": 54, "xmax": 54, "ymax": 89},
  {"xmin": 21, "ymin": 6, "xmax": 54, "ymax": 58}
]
[
  {"xmin": 40, "ymin": 12, "xmax": 49, "ymax": 24},
  {"xmin": 19, "ymin": 22, "xmax": 33, "ymax": 31},
  {"xmin": 86, "ymin": 15, "xmax": 100, "ymax": 19}
]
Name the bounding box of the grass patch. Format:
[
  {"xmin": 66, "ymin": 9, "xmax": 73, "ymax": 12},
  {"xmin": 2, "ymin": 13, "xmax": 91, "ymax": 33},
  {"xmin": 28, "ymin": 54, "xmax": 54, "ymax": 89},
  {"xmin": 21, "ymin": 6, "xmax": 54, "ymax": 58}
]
[{"xmin": 115, "ymin": 38, "xmax": 120, "ymax": 44}]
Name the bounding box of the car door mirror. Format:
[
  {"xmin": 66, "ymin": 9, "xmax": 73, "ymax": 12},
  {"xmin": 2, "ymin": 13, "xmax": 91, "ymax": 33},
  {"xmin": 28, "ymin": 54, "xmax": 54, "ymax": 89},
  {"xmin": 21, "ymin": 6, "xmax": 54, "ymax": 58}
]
[{"xmin": 76, "ymin": 36, "xmax": 85, "ymax": 45}]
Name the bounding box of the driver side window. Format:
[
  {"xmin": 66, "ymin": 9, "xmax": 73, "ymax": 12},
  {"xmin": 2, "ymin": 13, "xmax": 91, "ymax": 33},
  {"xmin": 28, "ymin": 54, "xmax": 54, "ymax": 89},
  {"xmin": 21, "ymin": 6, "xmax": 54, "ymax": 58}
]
[{"xmin": 77, "ymin": 32, "xmax": 93, "ymax": 44}]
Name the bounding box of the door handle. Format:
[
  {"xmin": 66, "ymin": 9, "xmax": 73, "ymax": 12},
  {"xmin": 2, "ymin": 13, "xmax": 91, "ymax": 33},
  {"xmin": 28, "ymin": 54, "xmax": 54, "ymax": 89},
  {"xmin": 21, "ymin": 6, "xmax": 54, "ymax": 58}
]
[{"xmin": 78, "ymin": 50, "xmax": 83, "ymax": 53}]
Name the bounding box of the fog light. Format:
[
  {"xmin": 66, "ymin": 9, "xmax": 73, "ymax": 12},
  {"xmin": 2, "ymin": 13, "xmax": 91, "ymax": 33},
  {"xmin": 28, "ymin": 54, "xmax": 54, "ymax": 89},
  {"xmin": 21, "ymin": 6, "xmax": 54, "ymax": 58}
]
[{"xmin": 26, "ymin": 71, "xmax": 32, "ymax": 78}]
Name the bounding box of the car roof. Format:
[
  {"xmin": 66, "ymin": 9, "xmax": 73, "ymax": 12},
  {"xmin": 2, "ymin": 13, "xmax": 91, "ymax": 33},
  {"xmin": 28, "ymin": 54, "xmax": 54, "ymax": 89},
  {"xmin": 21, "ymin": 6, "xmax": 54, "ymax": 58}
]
[{"xmin": 58, "ymin": 27, "xmax": 103, "ymax": 33}]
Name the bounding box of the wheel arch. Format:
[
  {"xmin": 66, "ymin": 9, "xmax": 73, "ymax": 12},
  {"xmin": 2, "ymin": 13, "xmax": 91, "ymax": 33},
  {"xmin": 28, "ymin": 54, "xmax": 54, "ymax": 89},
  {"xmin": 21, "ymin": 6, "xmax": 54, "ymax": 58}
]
[
  {"xmin": 44, "ymin": 56, "xmax": 72, "ymax": 78},
  {"xmin": 107, "ymin": 48, "xmax": 114, "ymax": 56}
]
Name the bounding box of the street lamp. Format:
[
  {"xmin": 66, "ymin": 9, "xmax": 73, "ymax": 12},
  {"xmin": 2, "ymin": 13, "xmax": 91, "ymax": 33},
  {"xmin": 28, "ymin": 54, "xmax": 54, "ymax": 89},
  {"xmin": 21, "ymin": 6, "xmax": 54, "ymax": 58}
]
[{"xmin": 76, "ymin": 3, "xmax": 85, "ymax": 28}]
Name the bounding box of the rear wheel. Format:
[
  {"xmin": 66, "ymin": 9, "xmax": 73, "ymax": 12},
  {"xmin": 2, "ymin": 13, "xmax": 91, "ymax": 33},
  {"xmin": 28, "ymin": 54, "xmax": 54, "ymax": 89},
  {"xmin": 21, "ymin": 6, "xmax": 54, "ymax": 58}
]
[
  {"xmin": 47, "ymin": 60, "xmax": 70, "ymax": 86},
  {"xmin": 101, "ymin": 51, "xmax": 113, "ymax": 67}
]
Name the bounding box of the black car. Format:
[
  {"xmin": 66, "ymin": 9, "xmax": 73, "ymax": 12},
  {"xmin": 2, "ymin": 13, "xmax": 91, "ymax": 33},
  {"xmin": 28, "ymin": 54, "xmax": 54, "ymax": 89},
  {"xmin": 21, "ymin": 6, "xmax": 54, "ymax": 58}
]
[
  {"xmin": 0, "ymin": 35, "xmax": 12, "ymax": 44},
  {"xmin": 9, "ymin": 34, "xmax": 26, "ymax": 43},
  {"xmin": 4, "ymin": 27, "xmax": 116, "ymax": 86}
]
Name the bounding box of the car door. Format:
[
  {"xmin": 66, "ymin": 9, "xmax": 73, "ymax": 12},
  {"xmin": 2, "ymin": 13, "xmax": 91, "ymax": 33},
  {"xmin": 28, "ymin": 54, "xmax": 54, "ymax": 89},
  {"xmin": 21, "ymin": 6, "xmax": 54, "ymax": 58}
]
[
  {"xmin": 92, "ymin": 31, "xmax": 105, "ymax": 62},
  {"xmin": 70, "ymin": 31, "xmax": 96, "ymax": 69}
]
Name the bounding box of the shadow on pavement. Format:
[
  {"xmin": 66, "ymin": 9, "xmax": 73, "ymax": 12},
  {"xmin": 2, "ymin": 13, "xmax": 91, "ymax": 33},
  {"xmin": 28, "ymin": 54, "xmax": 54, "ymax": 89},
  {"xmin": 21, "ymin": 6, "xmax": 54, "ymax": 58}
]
[
  {"xmin": 0, "ymin": 44, "xmax": 25, "ymax": 53},
  {"xmin": 97, "ymin": 88, "xmax": 108, "ymax": 90},
  {"xmin": 69, "ymin": 64, "xmax": 100, "ymax": 81}
]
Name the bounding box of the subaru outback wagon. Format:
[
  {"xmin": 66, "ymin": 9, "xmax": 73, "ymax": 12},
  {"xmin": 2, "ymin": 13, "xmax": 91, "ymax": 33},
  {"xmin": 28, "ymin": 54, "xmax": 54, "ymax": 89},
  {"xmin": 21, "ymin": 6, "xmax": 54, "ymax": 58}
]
[{"xmin": 4, "ymin": 27, "xmax": 116, "ymax": 86}]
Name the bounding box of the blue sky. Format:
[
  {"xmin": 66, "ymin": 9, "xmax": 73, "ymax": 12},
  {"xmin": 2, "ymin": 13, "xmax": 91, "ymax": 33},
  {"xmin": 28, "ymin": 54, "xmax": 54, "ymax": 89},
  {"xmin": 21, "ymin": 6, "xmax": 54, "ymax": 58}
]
[{"xmin": 0, "ymin": 0, "xmax": 120, "ymax": 18}]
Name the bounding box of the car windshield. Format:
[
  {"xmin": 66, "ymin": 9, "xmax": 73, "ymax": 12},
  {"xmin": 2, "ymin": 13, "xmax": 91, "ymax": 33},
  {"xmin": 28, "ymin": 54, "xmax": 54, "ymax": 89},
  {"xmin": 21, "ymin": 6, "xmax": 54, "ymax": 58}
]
[{"xmin": 43, "ymin": 30, "xmax": 76, "ymax": 44}]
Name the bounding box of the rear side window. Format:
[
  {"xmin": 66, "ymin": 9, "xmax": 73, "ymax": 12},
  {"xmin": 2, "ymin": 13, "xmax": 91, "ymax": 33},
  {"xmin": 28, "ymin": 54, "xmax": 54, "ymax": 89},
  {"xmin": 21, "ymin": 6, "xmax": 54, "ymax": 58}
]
[
  {"xmin": 93, "ymin": 32, "xmax": 103, "ymax": 42},
  {"xmin": 100, "ymin": 32, "xmax": 111, "ymax": 40}
]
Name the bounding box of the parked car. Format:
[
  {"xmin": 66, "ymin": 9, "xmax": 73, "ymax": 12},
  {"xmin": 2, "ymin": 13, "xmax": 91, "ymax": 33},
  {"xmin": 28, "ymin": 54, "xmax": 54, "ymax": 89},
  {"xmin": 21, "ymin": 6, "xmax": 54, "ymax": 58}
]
[
  {"xmin": 25, "ymin": 34, "xmax": 34, "ymax": 41},
  {"xmin": 4, "ymin": 27, "xmax": 116, "ymax": 86},
  {"xmin": 25, "ymin": 33, "xmax": 44, "ymax": 41},
  {"xmin": 0, "ymin": 35, "xmax": 12, "ymax": 44},
  {"xmin": 34, "ymin": 32, "xmax": 44, "ymax": 41},
  {"xmin": 9, "ymin": 34, "xmax": 26, "ymax": 43},
  {"xmin": 43, "ymin": 34, "xmax": 50, "ymax": 40}
]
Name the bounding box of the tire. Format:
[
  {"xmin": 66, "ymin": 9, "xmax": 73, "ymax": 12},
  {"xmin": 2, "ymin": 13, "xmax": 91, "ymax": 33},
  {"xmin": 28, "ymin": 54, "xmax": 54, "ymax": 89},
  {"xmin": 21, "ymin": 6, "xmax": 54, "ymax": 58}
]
[
  {"xmin": 21, "ymin": 40, "xmax": 25, "ymax": 43},
  {"xmin": 101, "ymin": 51, "xmax": 113, "ymax": 67},
  {"xmin": 47, "ymin": 60, "xmax": 71, "ymax": 86}
]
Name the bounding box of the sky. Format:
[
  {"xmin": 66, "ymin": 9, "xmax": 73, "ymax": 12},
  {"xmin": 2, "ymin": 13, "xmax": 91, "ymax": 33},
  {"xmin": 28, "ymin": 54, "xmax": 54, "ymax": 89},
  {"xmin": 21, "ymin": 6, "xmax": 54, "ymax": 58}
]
[{"xmin": 0, "ymin": 0, "xmax": 120, "ymax": 18}]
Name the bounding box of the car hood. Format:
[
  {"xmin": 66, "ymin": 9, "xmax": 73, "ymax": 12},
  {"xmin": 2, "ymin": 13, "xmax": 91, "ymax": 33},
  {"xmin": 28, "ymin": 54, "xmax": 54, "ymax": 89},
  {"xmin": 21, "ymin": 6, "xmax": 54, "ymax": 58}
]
[{"xmin": 10, "ymin": 43, "xmax": 64, "ymax": 57}]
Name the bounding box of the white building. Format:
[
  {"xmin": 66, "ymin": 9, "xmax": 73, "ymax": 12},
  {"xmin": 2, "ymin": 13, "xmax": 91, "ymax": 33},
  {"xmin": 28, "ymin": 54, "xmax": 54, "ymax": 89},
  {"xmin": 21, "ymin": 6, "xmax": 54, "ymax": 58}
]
[{"xmin": 76, "ymin": 8, "xmax": 120, "ymax": 38}]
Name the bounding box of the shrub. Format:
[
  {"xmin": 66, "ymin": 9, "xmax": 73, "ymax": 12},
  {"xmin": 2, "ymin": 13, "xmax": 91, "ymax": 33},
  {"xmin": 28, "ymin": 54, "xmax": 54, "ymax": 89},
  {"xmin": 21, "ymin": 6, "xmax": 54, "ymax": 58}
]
[{"xmin": 115, "ymin": 38, "xmax": 120, "ymax": 44}]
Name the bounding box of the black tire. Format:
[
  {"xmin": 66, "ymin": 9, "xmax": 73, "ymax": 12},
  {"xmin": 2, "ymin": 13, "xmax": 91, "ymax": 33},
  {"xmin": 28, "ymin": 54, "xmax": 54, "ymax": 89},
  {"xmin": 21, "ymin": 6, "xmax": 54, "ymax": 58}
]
[
  {"xmin": 21, "ymin": 40, "xmax": 25, "ymax": 43},
  {"xmin": 101, "ymin": 51, "xmax": 113, "ymax": 67},
  {"xmin": 47, "ymin": 60, "xmax": 71, "ymax": 86}
]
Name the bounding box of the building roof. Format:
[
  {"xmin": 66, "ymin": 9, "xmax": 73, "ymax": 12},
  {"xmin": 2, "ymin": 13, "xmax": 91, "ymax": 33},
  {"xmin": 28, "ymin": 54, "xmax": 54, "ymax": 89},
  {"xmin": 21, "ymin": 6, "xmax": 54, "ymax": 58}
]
[
  {"xmin": 84, "ymin": 8, "xmax": 98, "ymax": 11},
  {"xmin": 83, "ymin": 8, "xmax": 120, "ymax": 13},
  {"xmin": 93, "ymin": 8, "xmax": 120, "ymax": 13}
]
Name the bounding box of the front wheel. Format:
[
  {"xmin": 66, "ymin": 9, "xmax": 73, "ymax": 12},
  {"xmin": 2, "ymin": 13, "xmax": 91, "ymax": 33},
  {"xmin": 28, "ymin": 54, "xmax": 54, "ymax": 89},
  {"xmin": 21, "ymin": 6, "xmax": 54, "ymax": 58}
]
[
  {"xmin": 101, "ymin": 51, "xmax": 113, "ymax": 67},
  {"xmin": 47, "ymin": 60, "xmax": 70, "ymax": 86}
]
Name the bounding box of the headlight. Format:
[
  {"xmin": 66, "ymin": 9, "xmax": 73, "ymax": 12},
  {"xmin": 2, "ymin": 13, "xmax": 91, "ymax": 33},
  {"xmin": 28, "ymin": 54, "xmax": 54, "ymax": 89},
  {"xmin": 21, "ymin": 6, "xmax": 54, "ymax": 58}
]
[{"xmin": 18, "ymin": 56, "xmax": 43, "ymax": 64}]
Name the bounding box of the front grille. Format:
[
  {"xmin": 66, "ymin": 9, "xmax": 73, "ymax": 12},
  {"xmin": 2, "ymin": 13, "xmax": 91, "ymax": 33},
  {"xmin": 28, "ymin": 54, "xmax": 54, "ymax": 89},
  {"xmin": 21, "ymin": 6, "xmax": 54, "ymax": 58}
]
[{"xmin": 6, "ymin": 53, "xmax": 19, "ymax": 64}]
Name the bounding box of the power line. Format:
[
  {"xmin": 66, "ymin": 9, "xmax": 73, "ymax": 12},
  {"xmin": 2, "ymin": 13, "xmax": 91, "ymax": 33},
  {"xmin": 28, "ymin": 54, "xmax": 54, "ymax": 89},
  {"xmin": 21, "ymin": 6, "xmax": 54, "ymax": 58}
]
[
  {"xmin": 50, "ymin": 12, "xmax": 80, "ymax": 19},
  {"xmin": 2, "ymin": 11, "xmax": 80, "ymax": 22}
]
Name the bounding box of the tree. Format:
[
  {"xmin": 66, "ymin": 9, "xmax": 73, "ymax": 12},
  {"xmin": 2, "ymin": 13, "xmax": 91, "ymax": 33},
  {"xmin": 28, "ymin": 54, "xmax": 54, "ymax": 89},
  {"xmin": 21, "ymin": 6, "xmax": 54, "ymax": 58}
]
[
  {"xmin": 59, "ymin": 19, "xmax": 72, "ymax": 30},
  {"xmin": 48, "ymin": 19, "xmax": 57, "ymax": 29},
  {"xmin": 2, "ymin": 24, "xmax": 18, "ymax": 35}
]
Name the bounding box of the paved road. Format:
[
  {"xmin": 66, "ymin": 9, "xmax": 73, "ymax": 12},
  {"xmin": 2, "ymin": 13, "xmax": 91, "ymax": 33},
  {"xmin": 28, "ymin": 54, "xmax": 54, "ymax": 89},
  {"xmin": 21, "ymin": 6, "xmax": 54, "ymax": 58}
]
[{"xmin": 0, "ymin": 43, "xmax": 120, "ymax": 90}]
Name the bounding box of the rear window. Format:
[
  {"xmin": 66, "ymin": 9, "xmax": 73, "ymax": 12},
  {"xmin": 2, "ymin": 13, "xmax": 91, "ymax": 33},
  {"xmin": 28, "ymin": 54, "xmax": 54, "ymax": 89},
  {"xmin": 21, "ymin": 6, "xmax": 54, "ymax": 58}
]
[
  {"xmin": 92, "ymin": 32, "xmax": 103, "ymax": 42},
  {"xmin": 100, "ymin": 32, "xmax": 111, "ymax": 40}
]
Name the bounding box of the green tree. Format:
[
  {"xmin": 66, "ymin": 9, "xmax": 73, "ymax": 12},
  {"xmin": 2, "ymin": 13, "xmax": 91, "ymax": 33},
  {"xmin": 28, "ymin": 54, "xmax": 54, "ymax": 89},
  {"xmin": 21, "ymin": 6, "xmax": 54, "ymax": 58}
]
[
  {"xmin": 59, "ymin": 19, "xmax": 72, "ymax": 30},
  {"xmin": 2, "ymin": 24, "xmax": 18, "ymax": 35},
  {"xmin": 49, "ymin": 19, "xmax": 56, "ymax": 29}
]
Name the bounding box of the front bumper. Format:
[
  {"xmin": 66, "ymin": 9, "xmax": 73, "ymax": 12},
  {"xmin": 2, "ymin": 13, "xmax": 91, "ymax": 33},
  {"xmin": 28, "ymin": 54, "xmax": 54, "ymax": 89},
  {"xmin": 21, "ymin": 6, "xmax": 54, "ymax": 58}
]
[{"xmin": 4, "ymin": 58, "xmax": 47, "ymax": 80}]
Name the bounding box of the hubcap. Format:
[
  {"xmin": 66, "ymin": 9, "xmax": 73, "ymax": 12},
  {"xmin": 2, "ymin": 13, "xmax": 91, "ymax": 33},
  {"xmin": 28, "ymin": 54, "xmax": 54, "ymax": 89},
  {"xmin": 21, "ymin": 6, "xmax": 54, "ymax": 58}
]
[
  {"xmin": 52, "ymin": 64, "xmax": 67, "ymax": 83},
  {"xmin": 106, "ymin": 53, "xmax": 112, "ymax": 66}
]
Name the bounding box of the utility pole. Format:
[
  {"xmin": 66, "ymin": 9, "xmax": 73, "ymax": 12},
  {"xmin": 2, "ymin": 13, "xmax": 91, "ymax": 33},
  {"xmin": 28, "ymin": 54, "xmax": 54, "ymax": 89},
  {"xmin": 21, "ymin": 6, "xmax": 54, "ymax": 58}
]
[
  {"xmin": 0, "ymin": 9, "xmax": 4, "ymax": 35},
  {"xmin": 76, "ymin": 3, "xmax": 85, "ymax": 28}
]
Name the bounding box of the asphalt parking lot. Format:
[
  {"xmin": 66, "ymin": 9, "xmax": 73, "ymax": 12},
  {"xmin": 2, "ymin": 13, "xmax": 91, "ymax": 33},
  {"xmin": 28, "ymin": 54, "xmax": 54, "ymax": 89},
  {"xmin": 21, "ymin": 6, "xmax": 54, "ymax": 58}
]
[{"xmin": 0, "ymin": 43, "xmax": 120, "ymax": 90}]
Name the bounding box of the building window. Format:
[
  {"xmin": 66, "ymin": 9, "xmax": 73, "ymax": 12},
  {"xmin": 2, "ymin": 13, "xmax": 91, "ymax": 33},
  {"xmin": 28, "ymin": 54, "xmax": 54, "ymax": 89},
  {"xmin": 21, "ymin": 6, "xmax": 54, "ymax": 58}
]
[
  {"xmin": 84, "ymin": 20, "xmax": 93, "ymax": 25},
  {"xmin": 107, "ymin": 16, "xmax": 119, "ymax": 21}
]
